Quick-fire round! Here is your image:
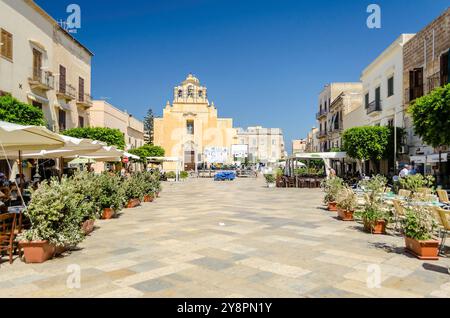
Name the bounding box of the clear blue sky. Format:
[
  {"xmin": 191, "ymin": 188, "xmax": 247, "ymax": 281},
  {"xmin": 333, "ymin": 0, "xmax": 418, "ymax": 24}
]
[{"xmin": 36, "ymin": 0, "xmax": 448, "ymax": 152}]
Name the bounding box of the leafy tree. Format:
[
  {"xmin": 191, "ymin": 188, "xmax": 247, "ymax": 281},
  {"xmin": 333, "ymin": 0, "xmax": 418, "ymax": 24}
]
[
  {"xmin": 409, "ymin": 84, "xmax": 450, "ymax": 180},
  {"xmin": 63, "ymin": 127, "xmax": 126, "ymax": 149},
  {"xmin": 0, "ymin": 94, "xmax": 45, "ymax": 126},
  {"xmin": 342, "ymin": 126, "xmax": 391, "ymax": 173},
  {"xmin": 128, "ymin": 144, "xmax": 165, "ymax": 162},
  {"xmin": 143, "ymin": 108, "xmax": 155, "ymax": 145}
]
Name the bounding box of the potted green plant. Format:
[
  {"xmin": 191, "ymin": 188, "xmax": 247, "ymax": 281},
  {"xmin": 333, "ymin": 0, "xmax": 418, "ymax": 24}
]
[
  {"xmin": 336, "ymin": 186, "xmax": 357, "ymax": 221},
  {"xmin": 17, "ymin": 177, "xmax": 86, "ymax": 263},
  {"xmin": 141, "ymin": 171, "xmax": 161, "ymax": 202},
  {"xmin": 97, "ymin": 173, "xmax": 124, "ymax": 219},
  {"xmin": 123, "ymin": 173, "xmax": 145, "ymax": 208},
  {"xmin": 180, "ymin": 171, "xmax": 189, "ymax": 181},
  {"xmin": 264, "ymin": 174, "xmax": 276, "ymax": 188},
  {"xmin": 322, "ymin": 177, "xmax": 344, "ymax": 211},
  {"xmin": 398, "ymin": 174, "xmax": 435, "ymax": 196},
  {"xmin": 166, "ymin": 171, "xmax": 176, "ymax": 182},
  {"xmin": 357, "ymin": 175, "xmax": 390, "ymax": 234},
  {"xmin": 71, "ymin": 172, "xmax": 101, "ymax": 234},
  {"xmin": 402, "ymin": 206, "xmax": 439, "ymax": 260}
]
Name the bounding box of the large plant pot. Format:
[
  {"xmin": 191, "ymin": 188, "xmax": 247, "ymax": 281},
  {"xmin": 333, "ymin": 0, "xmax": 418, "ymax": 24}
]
[
  {"xmin": 337, "ymin": 208, "xmax": 354, "ymax": 221},
  {"xmin": 126, "ymin": 198, "xmax": 141, "ymax": 209},
  {"xmin": 82, "ymin": 219, "xmax": 95, "ymax": 235},
  {"xmin": 102, "ymin": 208, "xmax": 115, "ymax": 220},
  {"xmin": 363, "ymin": 219, "xmax": 387, "ymax": 234},
  {"xmin": 328, "ymin": 202, "xmax": 337, "ymax": 212},
  {"xmin": 404, "ymin": 237, "xmax": 439, "ymax": 260},
  {"xmin": 144, "ymin": 194, "xmax": 154, "ymax": 203},
  {"xmin": 20, "ymin": 241, "xmax": 55, "ymax": 264}
]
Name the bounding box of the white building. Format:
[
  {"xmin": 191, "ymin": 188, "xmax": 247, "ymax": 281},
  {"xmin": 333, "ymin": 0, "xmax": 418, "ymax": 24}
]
[
  {"xmin": 236, "ymin": 126, "xmax": 286, "ymax": 163},
  {"xmin": 361, "ymin": 34, "xmax": 415, "ymax": 128},
  {"xmin": 0, "ymin": 0, "xmax": 93, "ymax": 132}
]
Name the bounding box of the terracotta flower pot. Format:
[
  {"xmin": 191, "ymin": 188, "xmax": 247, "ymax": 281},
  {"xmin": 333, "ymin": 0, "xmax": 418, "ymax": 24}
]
[
  {"xmin": 126, "ymin": 198, "xmax": 141, "ymax": 208},
  {"xmin": 404, "ymin": 237, "xmax": 439, "ymax": 260},
  {"xmin": 337, "ymin": 208, "xmax": 354, "ymax": 221},
  {"xmin": 328, "ymin": 202, "xmax": 337, "ymax": 211},
  {"xmin": 102, "ymin": 208, "xmax": 115, "ymax": 220},
  {"xmin": 144, "ymin": 194, "xmax": 154, "ymax": 202},
  {"xmin": 81, "ymin": 219, "xmax": 95, "ymax": 235},
  {"xmin": 363, "ymin": 219, "xmax": 387, "ymax": 234},
  {"xmin": 20, "ymin": 241, "xmax": 55, "ymax": 264}
]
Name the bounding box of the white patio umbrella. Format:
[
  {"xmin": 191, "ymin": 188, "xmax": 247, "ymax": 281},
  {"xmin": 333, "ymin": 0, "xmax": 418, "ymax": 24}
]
[
  {"xmin": 123, "ymin": 151, "xmax": 140, "ymax": 160},
  {"xmin": 68, "ymin": 146, "xmax": 125, "ymax": 162},
  {"xmin": 0, "ymin": 121, "xmax": 65, "ymax": 205},
  {"xmin": 0, "ymin": 121, "xmax": 64, "ymax": 151},
  {"xmin": 0, "ymin": 135, "xmax": 106, "ymax": 159}
]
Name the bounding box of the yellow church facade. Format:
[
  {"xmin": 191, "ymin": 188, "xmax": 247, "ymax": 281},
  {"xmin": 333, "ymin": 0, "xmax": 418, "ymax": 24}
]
[{"xmin": 154, "ymin": 74, "xmax": 237, "ymax": 171}]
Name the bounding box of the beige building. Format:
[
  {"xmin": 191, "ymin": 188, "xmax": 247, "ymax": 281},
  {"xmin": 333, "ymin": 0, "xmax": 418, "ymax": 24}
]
[
  {"xmin": 0, "ymin": 0, "xmax": 93, "ymax": 132},
  {"xmin": 90, "ymin": 100, "xmax": 145, "ymax": 151},
  {"xmin": 292, "ymin": 139, "xmax": 306, "ymax": 154},
  {"xmin": 236, "ymin": 126, "xmax": 286, "ymax": 163},
  {"xmin": 316, "ymin": 83, "xmax": 362, "ymax": 152},
  {"xmin": 305, "ymin": 127, "xmax": 319, "ymax": 153},
  {"xmin": 154, "ymin": 74, "xmax": 237, "ymax": 171},
  {"xmin": 403, "ymin": 8, "xmax": 449, "ymax": 163}
]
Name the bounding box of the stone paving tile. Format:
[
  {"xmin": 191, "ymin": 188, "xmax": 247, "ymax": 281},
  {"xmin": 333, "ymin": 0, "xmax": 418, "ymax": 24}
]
[{"xmin": 0, "ymin": 178, "xmax": 449, "ymax": 297}]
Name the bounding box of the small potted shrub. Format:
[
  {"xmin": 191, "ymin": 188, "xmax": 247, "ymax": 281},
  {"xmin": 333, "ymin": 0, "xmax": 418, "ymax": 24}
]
[
  {"xmin": 336, "ymin": 186, "xmax": 357, "ymax": 221},
  {"xmin": 97, "ymin": 173, "xmax": 124, "ymax": 219},
  {"xmin": 398, "ymin": 174, "xmax": 435, "ymax": 196},
  {"xmin": 402, "ymin": 206, "xmax": 439, "ymax": 260},
  {"xmin": 166, "ymin": 171, "xmax": 176, "ymax": 182},
  {"xmin": 264, "ymin": 174, "xmax": 276, "ymax": 188},
  {"xmin": 357, "ymin": 175, "xmax": 389, "ymax": 234},
  {"xmin": 71, "ymin": 172, "xmax": 101, "ymax": 234},
  {"xmin": 124, "ymin": 174, "xmax": 145, "ymax": 208},
  {"xmin": 17, "ymin": 177, "xmax": 85, "ymax": 263},
  {"xmin": 322, "ymin": 177, "xmax": 344, "ymax": 211},
  {"xmin": 142, "ymin": 171, "xmax": 161, "ymax": 202},
  {"xmin": 180, "ymin": 171, "xmax": 189, "ymax": 181}
]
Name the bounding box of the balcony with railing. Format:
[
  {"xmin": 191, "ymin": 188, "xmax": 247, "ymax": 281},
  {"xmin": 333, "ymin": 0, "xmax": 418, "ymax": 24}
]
[
  {"xmin": 77, "ymin": 93, "xmax": 93, "ymax": 108},
  {"xmin": 28, "ymin": 68, "xmax": 54, "ymax": 90},
  {"xmin": 366, "ymin": 100, "xmax": 382, "ymax": 115},
  {"xmin": 318, "ymin": 130, "xmax": 327, "ymax": 138},
  {"xmin": 57, "ymin": 83, "xmax": 77, "ymax": 100},
  {"xmin": 316, "ymin": 109, "xmax": 327, "ymax": 119}
]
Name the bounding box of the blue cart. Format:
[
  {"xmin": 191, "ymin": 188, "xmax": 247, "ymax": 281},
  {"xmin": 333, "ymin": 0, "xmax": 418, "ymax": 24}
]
[{"xmin": 214, "ymin": 171, "xmax": 236, "ymax": 181}]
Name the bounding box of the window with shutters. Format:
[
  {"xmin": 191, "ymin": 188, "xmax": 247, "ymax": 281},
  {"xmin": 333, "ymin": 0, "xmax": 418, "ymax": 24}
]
[
  {"xmin": 365, "ymin": 93, "xmax": 369, "ymax": 108},
  {"xmin": 0, "ymin": 29, "xmax": 13, "ymax": 61},
  {"xmin": 78, "ymin": 116, "xmax": 84, "ymax": 128},
  {"xmin": 79, "ymin": 77, "xmax": 85, "ymax": 101},
  {"xmin": 59, "ymin": 65, "xmax": 66, "ymax": 93},
  {"xmin": 387, "ymin": 76, "xmax": 394, "ymax": 97},
  {"xmin": 32, "ymin": 49, "xmax": 42, "ymax": 81},
  {"xmin": 58, "ymin": 109, "xmax": 66, "ymax": 131},
  {"xmin": 441, "ymin": 51, "xmax": 449, "ymax": 86},
  {"xmin": 409, "ymin": 68, "xmax": 423, "ymax": 101},
  {"xmin": 375, "ymin": 86, "xmax": 381, "ymax": 109}
]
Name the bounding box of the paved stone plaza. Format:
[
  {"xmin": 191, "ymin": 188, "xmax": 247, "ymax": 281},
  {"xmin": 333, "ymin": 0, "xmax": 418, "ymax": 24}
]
[{"xmin": 0, "ymin": 178, "xmax": 449, "ymax": 298}]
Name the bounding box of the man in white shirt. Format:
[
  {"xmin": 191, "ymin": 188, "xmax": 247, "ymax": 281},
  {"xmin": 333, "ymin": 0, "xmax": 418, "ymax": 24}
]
[{"xmin": 399, "ymin": 165, "xmax": 410, "ymax": 178}]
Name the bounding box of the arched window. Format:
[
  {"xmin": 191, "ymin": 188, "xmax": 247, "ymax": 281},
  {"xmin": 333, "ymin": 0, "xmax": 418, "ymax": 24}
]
[
  {"xmin": 187, "ymin": 86, "xmax": 194, "ymax": 97},
  {"xmin": 198, "ymin": 90, "xmax": 203, "ymax": 97},
  {"xmin": 178, "ymin": 89, "xmax": 183, "ymax": 98}
]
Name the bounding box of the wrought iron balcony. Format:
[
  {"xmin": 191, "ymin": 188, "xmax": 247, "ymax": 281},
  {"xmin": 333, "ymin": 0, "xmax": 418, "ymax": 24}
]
[
  {"xmin": 77, "ymin": 93, "xmax": 93, "ymax": 108},
  {"xmin": 318, "ymin": 130, "xmax": 328, "ymax": 138},
  {"xmin": 29, "ymin": 68, "xmax": 54, "ymax": 90},
  {"xmin": 316, "ymin": 109, "xmax": 327, "ymax": 119},
  {"xmin": 57, "ymin": 83, "xmax": 77, "ymax": 100},
  {"xmin": 366, "ymin": 100, "xmax": 382, "ymax": 115}
]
